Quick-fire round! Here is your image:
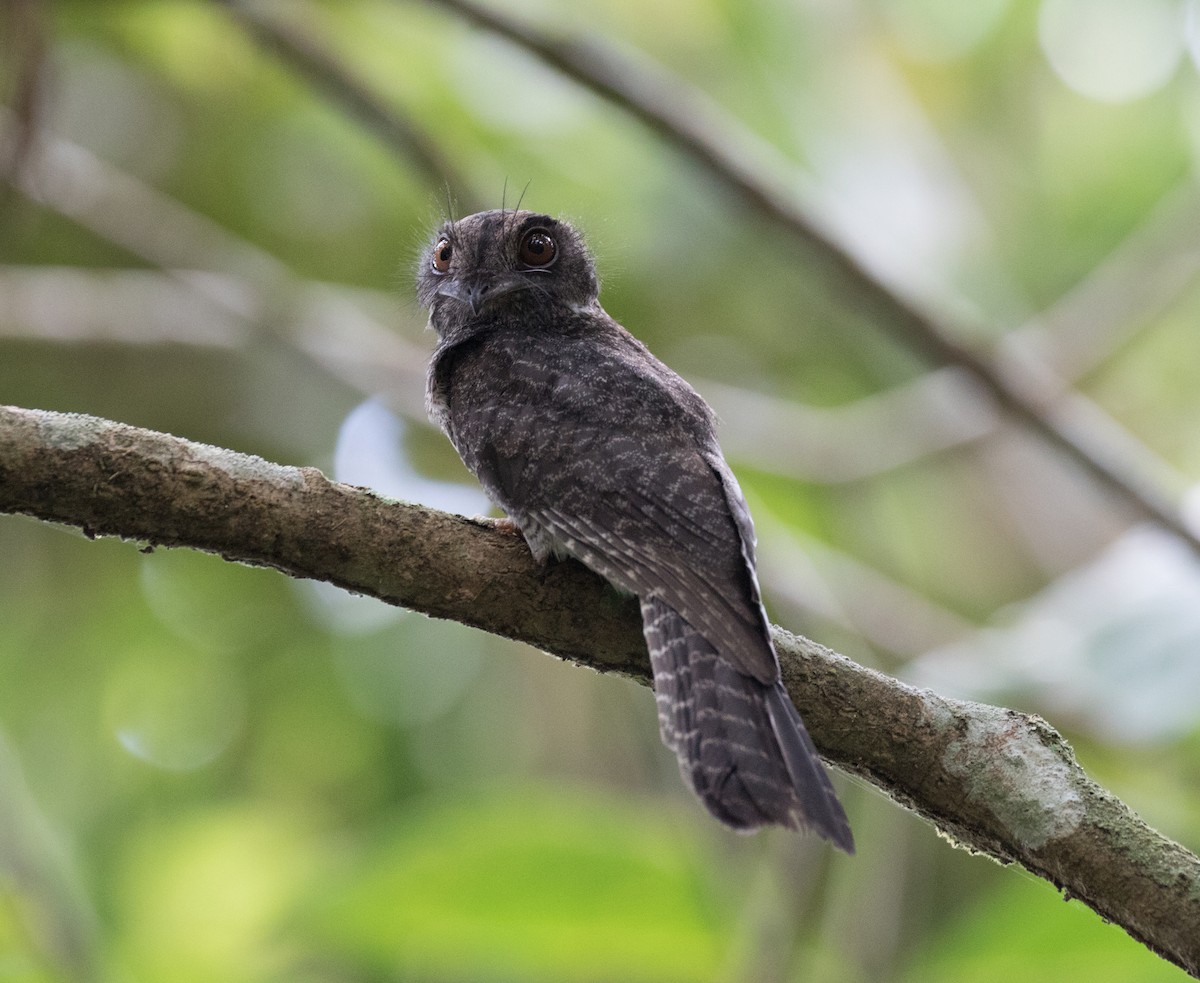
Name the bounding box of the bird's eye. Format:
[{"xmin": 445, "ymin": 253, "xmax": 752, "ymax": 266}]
[
  {"xmin": 518, "ymin": 229, "xmax": 557, "ymax": 268},
  {"xmin": 431, "ymin": 238, "xmax": 453, "ymax": 273}
]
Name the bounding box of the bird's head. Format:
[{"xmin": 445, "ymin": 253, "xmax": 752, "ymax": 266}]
[{"xmin": 417, "ymin": 209, "xmax": 600, "ymax": 339}]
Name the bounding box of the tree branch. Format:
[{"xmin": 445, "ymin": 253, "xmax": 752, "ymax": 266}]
[
  {"xmin": 417, "ymin": 0, "xmax": 1200, "ymax": 559},
  {"xmin": 0, "ymin": 404, "xmax": 1197, "ymax": 975}
]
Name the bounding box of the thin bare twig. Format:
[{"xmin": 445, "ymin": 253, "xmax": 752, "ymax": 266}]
[
  {"xmin": 1008, "ymin": 180, "xmax": 1200, "ymax": 383},
  {"xmin": 0, "ymin": 106, "xmax": 445, "ymax": 409},
  {"xmin": 0, "ymin": 0, "xmax": 50, "ymax": 222},
  {"xmin": 417, "ymin": 0, "xmax": 1200, "ymax": 555},
  {"xmin": 1, "ymin": 403, "xmax": 1198, "ymax": 976},
  {"xmin": 210, "ymin": 0, "xmax": 480, "ymax": 208}
]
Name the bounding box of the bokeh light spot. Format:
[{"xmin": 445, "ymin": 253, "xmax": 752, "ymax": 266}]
[
  {"xmin": 1038, "ymin": 0, "xmax": 1185, "ymax": 103},
  {"xmin": 106, "ymin": 650, "xmax": 244, "ymax": 771}
]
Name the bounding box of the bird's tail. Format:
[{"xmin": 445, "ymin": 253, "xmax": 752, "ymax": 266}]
[{"xmin": 642, "ymin": 598, "xmax": 854, "ymax": 851}]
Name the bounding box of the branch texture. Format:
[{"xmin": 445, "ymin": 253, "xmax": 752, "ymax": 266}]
[{"xmin": 1, "ymin": 405, "xmax": 1198, "ymax": 975}]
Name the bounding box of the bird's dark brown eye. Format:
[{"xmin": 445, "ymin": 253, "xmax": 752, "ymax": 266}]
[
  {"xmin": 432, "ymin": 238, "xmax": 453, "ymax": 273},
  {"xmin": 518, "ymin": 229, "xmax": 557, "ymax": 268}
]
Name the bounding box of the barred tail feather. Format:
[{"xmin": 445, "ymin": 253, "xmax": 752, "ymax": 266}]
[
  {"xmin": 764, "ymin": 679, "xmax": 855, "ymax": 851},
  {"xmin": 642, "ymin": 598, "xmax": 854, "ymax": 851}
]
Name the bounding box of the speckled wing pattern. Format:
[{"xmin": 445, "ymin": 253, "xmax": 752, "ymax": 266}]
[{"xmin": 435, "ymin": 321, "xmax": 853, "ymax": 846}]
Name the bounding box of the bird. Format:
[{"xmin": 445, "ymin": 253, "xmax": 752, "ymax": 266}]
[{"xmin": 417, "ymin": 208, "xmax": 853, "ymax": 850}]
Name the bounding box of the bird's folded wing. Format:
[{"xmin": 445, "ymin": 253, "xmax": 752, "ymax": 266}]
[{"xmin": 522, "ymin": 445, "xmax": 780, "ymax": 684}]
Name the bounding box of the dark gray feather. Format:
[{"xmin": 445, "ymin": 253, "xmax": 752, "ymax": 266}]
[{"xmin": 419, "ymin": 209, "xmax": 853, "ymax": 849}]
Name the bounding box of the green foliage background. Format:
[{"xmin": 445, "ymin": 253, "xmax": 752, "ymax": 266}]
[{"xmin": 2, "ymin": 0, "xmax": 1200, "ymax": 980}]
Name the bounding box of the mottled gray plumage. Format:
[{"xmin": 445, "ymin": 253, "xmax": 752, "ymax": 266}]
[{"xmin": 418, "ymin": 209, "xmax": 852, "ymax": 849}]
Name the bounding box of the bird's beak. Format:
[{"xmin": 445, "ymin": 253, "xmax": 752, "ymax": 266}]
[{"xmin": 436, "ymin": 276, "xmax": 525, "ymax": 316}]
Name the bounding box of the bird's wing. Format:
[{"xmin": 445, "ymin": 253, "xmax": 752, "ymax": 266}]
[
  {"xmin": 520, "ymin": 433, "xmax": 781, "ymax": 685},
  {"xmin": 443, "ymin": 328, "xmax": 781, "ymax": 684}
]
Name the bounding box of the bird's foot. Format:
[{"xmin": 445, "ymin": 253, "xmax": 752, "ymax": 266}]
[{"xmin": 491, "ymin": 516, "xmax": 522, "ymax": 537}]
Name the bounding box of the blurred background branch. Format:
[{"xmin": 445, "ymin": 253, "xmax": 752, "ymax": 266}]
[{"xmin": 0, "ymin": 0, "xmax": 49, "ymax": 217}]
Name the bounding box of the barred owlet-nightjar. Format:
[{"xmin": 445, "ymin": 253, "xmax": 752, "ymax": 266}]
[{"xmin": 418, "ymin": 209, "xmax": 853, "ymax": 850}]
